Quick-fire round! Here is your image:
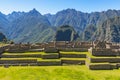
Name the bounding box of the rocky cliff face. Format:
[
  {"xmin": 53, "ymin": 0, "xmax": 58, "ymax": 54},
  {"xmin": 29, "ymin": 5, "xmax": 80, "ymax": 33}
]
[
  {"xmin": 92, "ymin": 17, "xmax": 120, "ymax": 42},
  {"xmin": 55, "ymin": 25, "xmax": 79, "ymax": 41}
]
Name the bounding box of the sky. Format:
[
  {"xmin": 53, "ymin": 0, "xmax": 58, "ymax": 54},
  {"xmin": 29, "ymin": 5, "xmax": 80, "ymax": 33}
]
[{"xmin": 0, "ymin": 0, "xmax": 120, "ymax": 15}]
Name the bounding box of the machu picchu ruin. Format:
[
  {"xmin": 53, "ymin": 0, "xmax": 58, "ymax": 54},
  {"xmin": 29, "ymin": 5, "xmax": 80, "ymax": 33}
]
[{"xmin": 0, "ymin": 41, "xmax": 119, "ymax": 70}]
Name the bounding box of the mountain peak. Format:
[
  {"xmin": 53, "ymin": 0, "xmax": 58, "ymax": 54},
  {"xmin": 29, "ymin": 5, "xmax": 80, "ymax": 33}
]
[
  {"xmin": 32, "ymin": 8, "xmax": 37, "ymax": 11},
  {"xmin": 58, "ymin": 8, "xmax": 77, "ymax": 13},
  {"xmin": 65, "ymin": 8, "xmax": 76, "ymax": 11},
  {"xmin": 30, "ymin": 8, "xmax": 39, "ymax": 13},
  {"xmin": 29, "ymin": 8, "xmax": 41, "ymax": 16}
]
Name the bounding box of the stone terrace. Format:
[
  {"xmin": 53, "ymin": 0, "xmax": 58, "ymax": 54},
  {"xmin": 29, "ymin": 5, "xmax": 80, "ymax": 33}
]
[{"xmin": 0, "ymin": 41, "xmax": 119, "ymax": 70}]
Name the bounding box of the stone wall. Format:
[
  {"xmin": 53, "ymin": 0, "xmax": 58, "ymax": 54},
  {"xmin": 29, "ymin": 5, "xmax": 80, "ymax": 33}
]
[
  {"xmin": 60, "ymin": 53, "xmax": 86, "ymax": 58},
  {"xmin": 1, "ymin": 54, "xmax": 41, "ymax": 58},
  {"xmin": 42, "ymin": 54, "xmax": 59, "ymax": 59},
  {"xmin": 61, "ymin": 59, "xmax": 85, "ymax": 65},
  {"xmin": 37, "ymin": 61, "xmax": 61, "ymax": 66},
  {"xmin": 89, "ymin": 64, "xmax": 116, "ymax": 70},
  {"xmin": 90, "ymin": 58, "xmax": 120, "ymax": 63},
  {"xmin": 89, "ymin": 48, "xmax": 120, "ymax": 56},
  {"xmin": 58, "ymin": 48, "xmax": 88, "ymax": 52},
  {"xmin": 44, "ymin": 48, "xmax": 59, "ymax": 53},
  {"xmin": 0, "ymin": 59, "xmax": 37, "ymax": 64}
]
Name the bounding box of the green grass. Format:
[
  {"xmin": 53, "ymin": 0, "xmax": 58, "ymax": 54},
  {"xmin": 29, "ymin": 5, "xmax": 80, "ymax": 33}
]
[
  {"xmin": 61, "ymin": 58, "xmax": 86, "ymax": 60},
  {"xmin": 0, "ymin": 58, "xmax": 39, "ymax": 60},
  {"xmin": 4, "ymin": 51, "xmax": 88, "ymax": 55},
  {"xmin": 0, "ymin": 58, "xmax": 61, "ymax": 61},
  {"xmin": 60, "ymin": 51, "xmax": 88, "ymax": 54},
  {"xmin": 0, "ymin": 66, "xmax": 120, "ymax": 80},
  {"xmin": 87, "ymin": 52, "xmax": 120, "ymax": 58},
  {"xmin": 0, "ymin": 51, "xmax": 120, "ymax": 80},
  {"xmin": 3, "ymin": 52, "xmax": 46, "ymax": 55}
]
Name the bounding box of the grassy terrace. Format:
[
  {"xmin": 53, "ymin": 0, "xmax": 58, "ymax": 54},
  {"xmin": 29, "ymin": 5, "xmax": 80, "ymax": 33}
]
[
  {"xmin": 0, "ymin": 66, "xmax": 120, "ymax": 80},
  {"xmin": 0, "ymin": 58, "xmax": 41, "ymax": 60},
  {"xmin": 87, "ymin": 52, "xmax": 120, "ymax": 58},
  {"xmin": 0, "ymin": 58, "xmax": 61, "ymax": 61},
  {"xmin": 0, "ymin": 58, "xmax": 85, "ymax": 61},
  {"xmin": 60, "ymin": 51, "xmax": 88, "ymax": 54},
  {"xmin": 3, "ymin": 52, "xmax": 46, "ymax": 55},
  {"xmin": 1, "ymin": 51, "xmax": 87, "ymax": 62},
  {"xmin": 0, "ymin": 51, "xmax": 120, "ymax": 79},
  {"xmin": 61, "ymin": 58, "xmax": 86, "ymax": 60},
  {"xmin": 3, "ymin": 51, "xmax": 88, "ymax": 55}
]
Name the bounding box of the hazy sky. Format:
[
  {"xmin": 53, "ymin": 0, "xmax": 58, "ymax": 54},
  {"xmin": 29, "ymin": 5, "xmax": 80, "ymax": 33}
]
[{"xmin": 0, "ymin": 0, "xmax": 120, "ymax": 14}]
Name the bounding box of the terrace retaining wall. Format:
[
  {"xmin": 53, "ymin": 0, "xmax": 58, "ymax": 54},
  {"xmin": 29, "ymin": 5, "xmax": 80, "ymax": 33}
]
[
  {"xmin": 58, "ymin": 48, "xmax": 88, "ymax": 52},
  {"xmin": 0, "ymin": 59, "xmax": 37, "ymax": 64},
  {"xmin": 1, "ymin": 54, "xmax": 41, "ymax": 58},
  {"xmin": 60, "ymin": 53, "xmax": 86, "ymax": 58},
  {"xmin": 37, "ymin": 61, "xmax": 61, "ymax": 66},
  {"xmin": 61, "ymin": 59, "xmax": 85, "ymax": 65},
  {"xmin": 42, "ymin": 54, "xmax": 60, "ymax": 59},
  {"xmin": 90, "ymin": 58, "xmax": 120, "ymax": 63},
  {"xmin": 89, "ymin": 64, "xmax": 116, "ymax": 70}
]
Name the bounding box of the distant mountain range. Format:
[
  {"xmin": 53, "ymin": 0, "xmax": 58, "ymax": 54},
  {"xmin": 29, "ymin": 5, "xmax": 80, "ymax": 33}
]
[{"xmin": 0, "ymin": 8, "xmax": 120, "ymax": 43}]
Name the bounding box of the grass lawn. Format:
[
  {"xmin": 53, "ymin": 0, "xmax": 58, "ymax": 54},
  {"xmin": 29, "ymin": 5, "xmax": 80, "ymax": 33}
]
[
  {"xmin": 0, "ymin": 51, "xmax": 120, "ymax": 80},
  {"xmin": 60, "ymin": 51, "xmax": 88, "ymax": 54},
  {"xmin": 0, "ymin": 66, "xmax": 120, "ymax": 80},
  {"xmin": 3, "ymin": 52, "xmax": 46, "ymax": 55}
]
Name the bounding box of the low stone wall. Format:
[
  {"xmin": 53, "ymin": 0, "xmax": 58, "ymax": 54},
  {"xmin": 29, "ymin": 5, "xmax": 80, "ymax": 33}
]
[
  {"xmin": 5, "ymin": 44, "xmax": 30, "ymax": 53},
  {"xmin": 28, "ymin": 49, "xmax": 44, "ymax": 52},
  {"xmin": 60, "ymin": 53, "xmax": 86, "ymax": 58},
  {"xmin": 1, "ymin": 54, "xmax": 41, "ymax": 58},
  {"xmin": 37, "ymin": 61, "xmax": 61, "ymax": 66},
  {"xmin": 0, "ymin": 45, "xmax": 11, "ymax": 54},
  {"xmin": 61, "ymin": 59, "xmax": 85, "ymax": 65},
  {"xmin": 29, "ymin": 63, "xmax": 38, "ymax": 66},
  {"xmin": 0, "ymin": 59, "xmax": 37, "ymax": 64},
  {"xmin": 0, "ymin": 63, "xmax": 38, "ymax": 66},
  {"xmin": 90, "ymin": 58, "xmax": 120, "ymax": 63},
  {"xmin": 92, "ymin": 51, "xmax": 118, "ymax": 56},
  {"xmin": 89, "ymin": 64, "xmax": 116, "ymax": 70},
  {"xmin": 0, "ymin": 63, "xmax": 20, "ymax": 66},
  {"xmin": 6, "ymin": 49, "xmax": 26, "ymax": 53},
  {"xmin": 20, "ymin": 63, "xmax": 28, "ymax": 66},
  {"xmin": 58, "ymin": 48, "xmax": 88, "ymax": 52},
  {"xmin": 11, "ymin": 64, "xmax": 20, "ymax": 66},
  {"xmin": 90, "ymin": 48, "xmax": 119, "ymax": 56},
  {"xmin": 42, "ymin": 54, "xmax": 59, "ymax": 59},
  {"xmin": 44, "ymin": 48, "xmax": 59, "ymax": 53},
  {"xmin": 30, "ymin": 45, "xmax": 41, "ymax": 49}
]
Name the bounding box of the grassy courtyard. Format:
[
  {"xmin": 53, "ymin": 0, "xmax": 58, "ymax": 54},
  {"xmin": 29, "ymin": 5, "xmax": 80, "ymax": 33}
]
[
  {"xmin": 0, "ymin": 50, "xmax": 120, "ymax": 80},
  {"xmin": 0, "ymin": 66, "xmax": 120, "ymax": 80}
]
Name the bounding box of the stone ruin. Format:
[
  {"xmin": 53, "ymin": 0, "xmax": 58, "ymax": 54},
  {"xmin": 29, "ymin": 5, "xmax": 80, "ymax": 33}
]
[
  {"xmin": 0, "ymin": 41, "xmax": 119, "ymax": 70},
  {"xmin": 87, "ymin": 41, "xmax": 120, "ymax": 70}
]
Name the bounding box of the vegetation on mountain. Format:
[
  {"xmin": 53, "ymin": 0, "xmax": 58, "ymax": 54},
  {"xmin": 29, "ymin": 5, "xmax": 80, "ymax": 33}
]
[
  {"xmin": 7, "ymin": 9, "xmax": 54, "ymax": 43},
  {"xmin": 0, "ymin": 9, "xmax": 119, "ymax": 43},
  {"xmin": 0, "ymin": 12, "xmax": 9, "ymax": 35},
  {"xmin": 55, "ymin": 25, "xmax": 79, "ymax": 41},
  {"xmin": 82, "ymin": 24, "xmax": 97, "ymax": 41},
  {"xmin": 92, "ymin": 17, "xmax": 120, "ymax": 42}
]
